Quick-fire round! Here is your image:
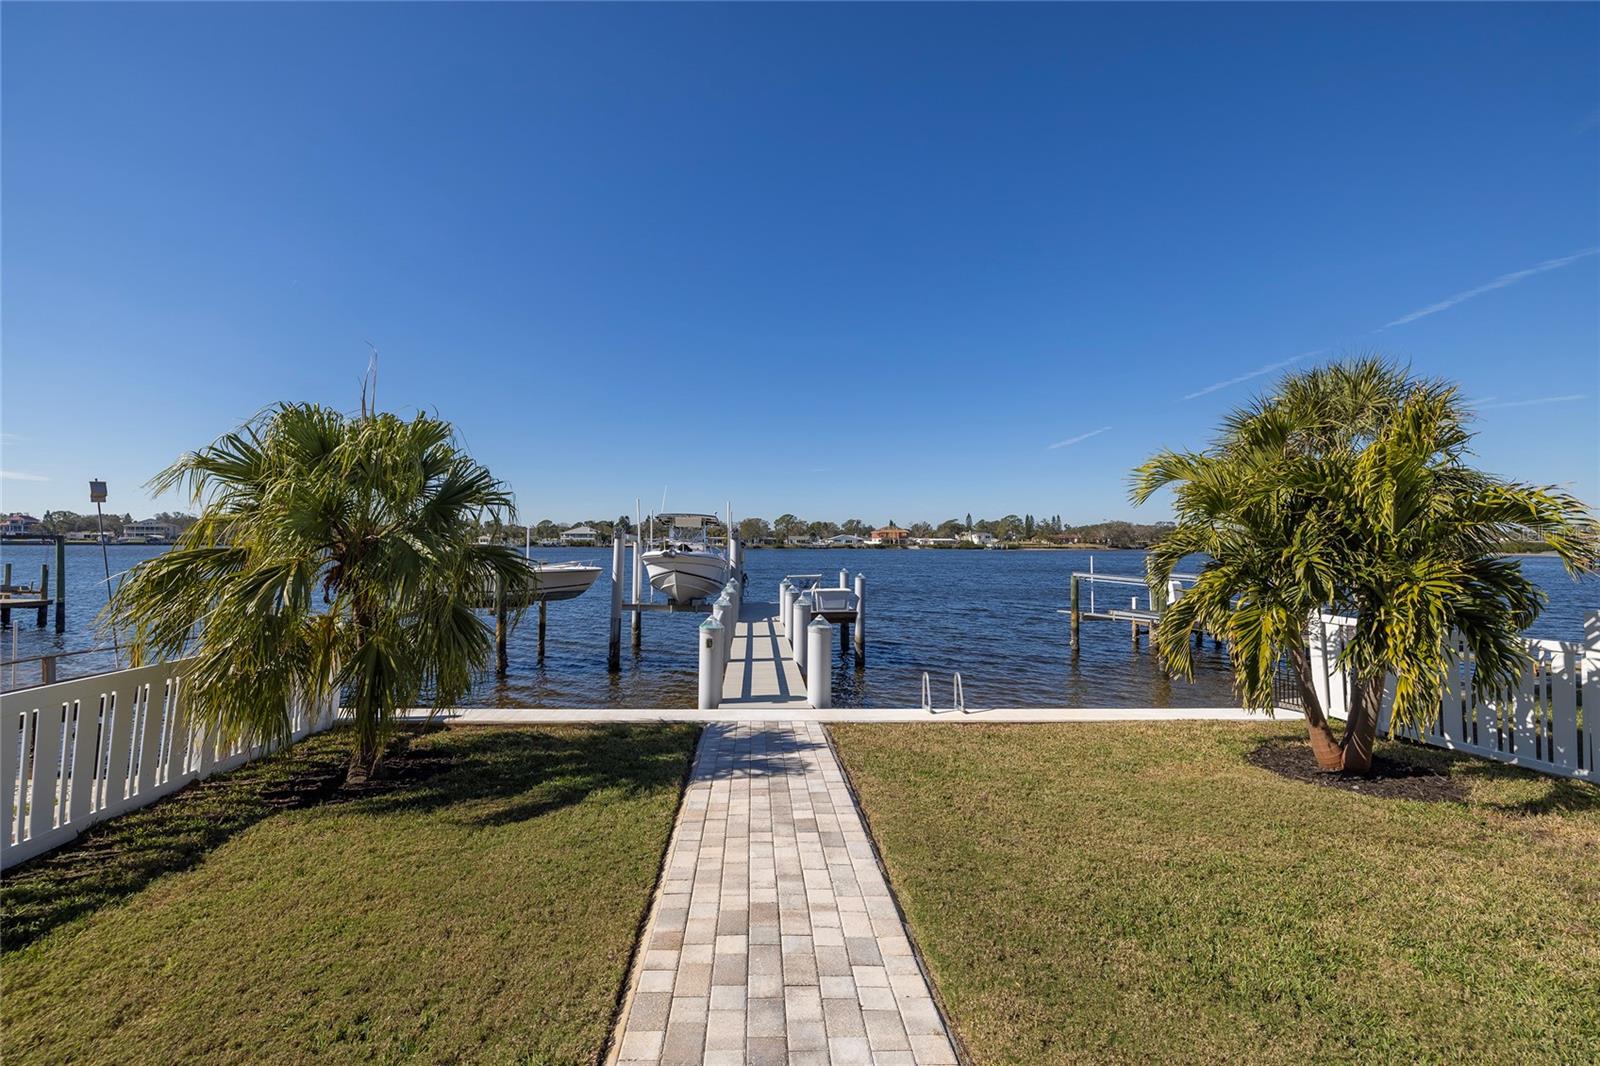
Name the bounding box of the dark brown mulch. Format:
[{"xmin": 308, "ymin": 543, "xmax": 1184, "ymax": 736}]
[{"xmin": 1246, "ymin": 738, "xmax": 1467, "ymax": 803}]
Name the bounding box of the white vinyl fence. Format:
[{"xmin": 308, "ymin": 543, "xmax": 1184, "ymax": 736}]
[
  {"xmin": 1306, "ymin": 611, "xmax": 1599, "ymax": 781},
  {"xmin": 2, "ymin": 659, "xmax": 337, "ymax": 870}
]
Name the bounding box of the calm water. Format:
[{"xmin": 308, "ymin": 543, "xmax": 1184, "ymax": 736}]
[{"xmin": 2, "ymin": 544, "xmax": 1595, "ymax": 707}]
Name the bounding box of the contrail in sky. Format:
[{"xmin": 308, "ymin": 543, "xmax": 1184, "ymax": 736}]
[
  {"xmin": 1476, "ymin": 394, "xmax": 1587, "ymax": 411},
  {"xmin": 1180, "ymin": 248, "xmax": 1597, "ymax": 404},
  {"xmin": 1048, "ymin": 426, "xmax": 1112, "ymax": 449},
  {"xmin": 1182, "ymin": 352, "xmax": 1320, "ymax": 401},
  {"xmin": 1378, "ymin": 248, "xmax": 1598, "ymax": 329}
]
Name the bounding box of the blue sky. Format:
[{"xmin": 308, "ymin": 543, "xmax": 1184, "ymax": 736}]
[{"xmin": 3, "ymin": 3, "xmax": 1596, "ymax": 526}]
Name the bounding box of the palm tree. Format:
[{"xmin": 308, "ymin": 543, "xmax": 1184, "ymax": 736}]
[
  {"xmin": 110, "ymin": 403, "xmax": 536, "ymax": 773},
  {"xmin": 1133, "ymin": 359, "xmax": 1597, "ymax": 772}
]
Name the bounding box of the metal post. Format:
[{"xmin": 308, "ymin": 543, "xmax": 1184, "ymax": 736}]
[
  {"xmin": 698, "ymin": 617, "xmax": 723, "ymax": 710},
  {"xmin": 93, "ymin": 496, "xmax": 119, "ymax": 665},
  {"xmin": 538, "ymin": 600, "xmax": 547, "ymax": 659},
  {"xmin": 54, "ymin": 536, "xmax": 66, "ymax": 633},
  {"xmin": 853, "ymin": 573, "xmax": 866, "ymax": 663},
  {"xmin": 794, "ymin": 593, "xmax": 812, "ymax": 674},
  {"xmin": 807, "ymin": 618, "xmax": 831, "ymax": 709},
  {"xmin": 494, "ymin": 573, "xmax": 508, "ymax": 677},
  {"xmin": 37, "ymin": 565, "xmax": 49, "ymax": 626},
  {"xmin": 631, "ymin": 535, "xmax": 643, "ymax": 649},
  {"xmin": 608, "ymin": 533, "xmax": 623, "ymax": 672},
  {"xmin": 1069, "ymin": 574, "xmax": 1081, "ymax": 650}
]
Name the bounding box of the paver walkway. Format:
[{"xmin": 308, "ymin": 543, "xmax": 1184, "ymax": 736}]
[{"xmin": 611, "ymin": 721, "xmax": 959, "ymax": 1066}]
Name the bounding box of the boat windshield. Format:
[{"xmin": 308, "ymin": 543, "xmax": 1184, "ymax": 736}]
[{"xmin": 653, "ymin": 513, "xmax": 723, "ymax": 551}]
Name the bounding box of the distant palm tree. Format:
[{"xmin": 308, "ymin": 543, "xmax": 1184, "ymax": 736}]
[
  {"xmin": 111, "ymin": 403, "xmax": 535, "ymax": 773},
  {"xmin": 1133, "ymin": 359, "xmax": 1597, "ymax": 772}
]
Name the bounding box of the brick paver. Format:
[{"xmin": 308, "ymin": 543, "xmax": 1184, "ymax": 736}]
[{"xmin": 612, "ymin": 721, "xmax": 958, "ymax": 1066}]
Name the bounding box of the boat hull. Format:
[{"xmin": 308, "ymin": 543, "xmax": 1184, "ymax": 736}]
[
  {"xmin": 643, "ymin": 550, "xmax": 731, "ymax": 604},
  {"xmin": 532, "ymin": 563, "xmax": 602, "ymax": 602}
]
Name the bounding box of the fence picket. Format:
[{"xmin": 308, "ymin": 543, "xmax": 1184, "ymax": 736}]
[
  {"xmin": 2, "ymin": 659, "xmax": 336, "ymax": 870},
  {"xmin": 1313, "ymin": 612, "xmax": 1594, "ymax": 782}
]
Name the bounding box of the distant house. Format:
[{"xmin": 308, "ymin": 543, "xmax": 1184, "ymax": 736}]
[
  {"xmin": 2, "ymin": 513, "xmax": 42, "ymax": 537},
  {"xmin": 560, "ymin": 525, "xmax": 599, "ymax": 545},
  {"xmin": 826, "ymin": 534, "xmax": 865, "ymax": 547},
  {"xmin": 911, "ymin": 537, "xmax": 959, "ymax": 547},
  {"xmin": 869, "ymin": 526, "xmax": 908, "ymax": 545},
  {"xmin": 961, "ymin": 530, "xmax": 997, "ymax": 546},
  {"xmin": 120, "ymin": 520, "xmax": 176, "ymax": 543}
]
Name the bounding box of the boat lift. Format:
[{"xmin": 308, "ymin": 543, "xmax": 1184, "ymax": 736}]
[{"xmin": 1061, "ymin": 557, "xmax": 1201, "ymax": 649}]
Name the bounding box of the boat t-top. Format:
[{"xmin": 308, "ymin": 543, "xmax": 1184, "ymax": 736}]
[{"xmin": 643, "ymin": 512, "xmax": 733, "ymax": 605}]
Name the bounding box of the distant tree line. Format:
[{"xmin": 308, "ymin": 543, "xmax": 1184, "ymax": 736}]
[
  {"xmin": 777, "ymin": 514, "xmax": 1179, "ymax": 548},
  {"xmin": 36, "ymin": 510, "xmax": 199, "ymax": 536},
  {"xmin": 470, "ymin": 513, "xmax": 1182, "ymax": 548}
]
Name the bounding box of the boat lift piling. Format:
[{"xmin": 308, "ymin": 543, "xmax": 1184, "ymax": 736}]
[
  {"xmin": 608, "ymin": 534, "xmax": 625, "ymax": 671},
  {"xmin": 54, "ymin": 538, "xmax": 66, "ymax": 633},
  {"xmin": 1065, "ymin": 561, "xmax": 1200, "ymax": 653},
  {"xmin": 494, "ymin": 573, "xmax": 508, "ymax": 677}
]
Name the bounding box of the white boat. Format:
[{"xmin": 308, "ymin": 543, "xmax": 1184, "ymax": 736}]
[
  {"xmin": 643, "ymin": 513, "xmax": 732, "ymax": 605},
  {"xmin": 529, "ymin": 560, "xmax": 603, "ymax": 602}
]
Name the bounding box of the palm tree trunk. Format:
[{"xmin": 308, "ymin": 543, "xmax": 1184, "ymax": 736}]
[
  {"xmin": 1339, "ymin": 675, "xmax": 1384, "ymax": 774},
  {"xmin": 1289, "ymin": 647, "xmax": 1345, "ymax": 770}
]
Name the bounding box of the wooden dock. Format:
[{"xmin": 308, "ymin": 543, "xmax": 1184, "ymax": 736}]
[{"xmin": 719, "ymin": 601, "xmax": 809, "ymax": 709}]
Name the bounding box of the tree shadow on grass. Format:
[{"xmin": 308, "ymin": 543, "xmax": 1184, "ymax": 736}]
[
  {"xmin": 1246, "ymin": 734, "xmax": 1600, "ymax": 814},
  {"xmin": 2, "ymin": 728, "xmax": 356, "ymax": 953},
  {"xmin": 1376, "ymin": 737, "xmax": 1600, "ymax": 815},
  {"xmin": 2, "ymin": 721, "xmax": 699, "ymax": 954},
  {"xmin": 343, "ymin": 723, "xmax": 700, "ymax": 830}
]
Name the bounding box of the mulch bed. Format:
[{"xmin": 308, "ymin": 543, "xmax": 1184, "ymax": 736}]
[{"xmin": 1247, "ymin": 738, "xmax": 1466, "ymax": 803}]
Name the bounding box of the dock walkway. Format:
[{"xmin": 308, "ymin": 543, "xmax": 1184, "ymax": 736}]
[
  {"xmin": 720, "ymin": 602, "xmax": 810, "ymax": 710},
  {"xmin": 610, "ymin": 721, "xmax": 958, "ymax": 1066}
]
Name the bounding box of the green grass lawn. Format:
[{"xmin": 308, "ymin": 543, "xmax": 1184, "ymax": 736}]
[
  {"xmin": 830, "ymin": 721, "xmax": 1600, "ymax": 1065},
  {"xmin": 3, "ymin": 722, "xmax": 699, "ymax": 1065}
]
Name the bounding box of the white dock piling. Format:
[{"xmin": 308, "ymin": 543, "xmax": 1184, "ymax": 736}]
[
  {"xmin": 839, "ymin": 568, "xmax": 848, "ymax": 589},
  {"xmin": 853, "ymin": 573, "xmax": 866, "ymax": 662},
  {"xmin": 794, "ymin": 593, "xmax": 812, "ymax": 674},
  {"xmin": 608, "ymin": 533, "xmax": 623, "ymax": 671},
  {"xmin": 631, "ymin": 534, "xmax": 644, "ymax": 649},
  {"xmin": 698, "ymin": 616, "xmax": 723, "ymax": 709},
  {"xmin": 714, "ymin": 590, "xmax": 733, "ymax": 667},
  {"xmin": 779, "ymin": 580, "xmax": 794, "ymax": 636},
  {"xmin": 807, "ymin": 617, "xmax": 831, "ymax": 709}
]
